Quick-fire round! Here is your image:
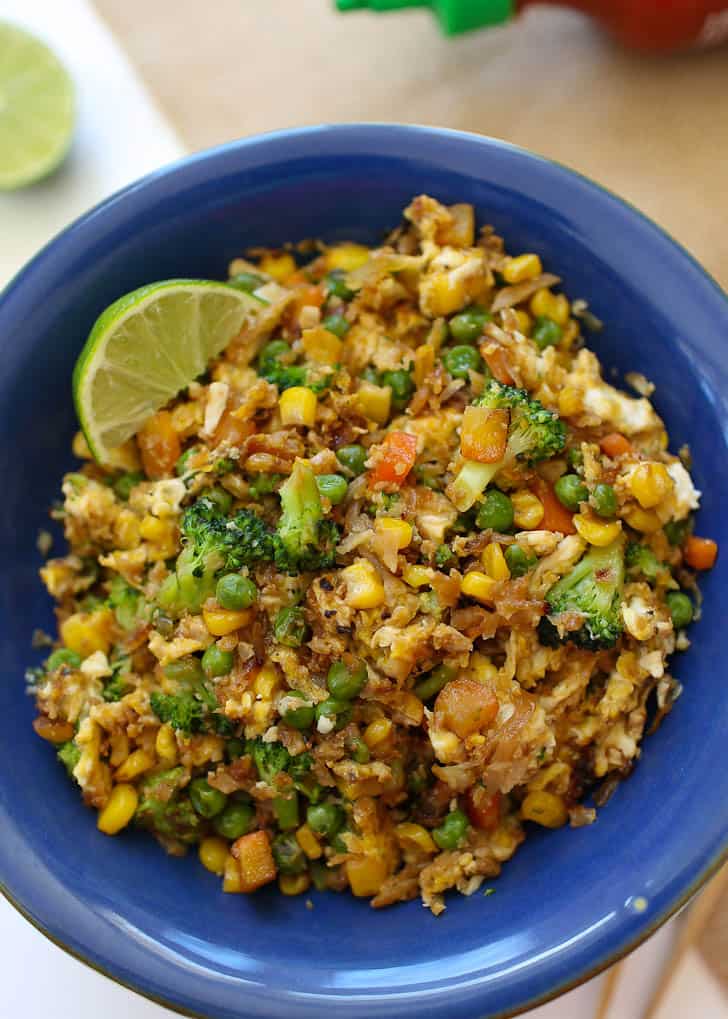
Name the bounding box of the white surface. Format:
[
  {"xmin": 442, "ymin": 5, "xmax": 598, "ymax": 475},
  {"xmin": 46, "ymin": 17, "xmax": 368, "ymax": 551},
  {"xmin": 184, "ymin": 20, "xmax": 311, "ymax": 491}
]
[{"xmin": 0, "ymin": 3, "xmax": 724, "ymax": 1018}]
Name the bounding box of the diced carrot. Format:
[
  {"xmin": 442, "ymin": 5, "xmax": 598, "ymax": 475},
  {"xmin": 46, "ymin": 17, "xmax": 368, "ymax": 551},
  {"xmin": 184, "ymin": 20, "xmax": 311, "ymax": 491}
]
[
  {"xmin": 213, "ymin": 410, "xmax": 256, "ymax": 449},
  {"xmin": 531, "ymin": 478, "xmax": 577, "ymax": 534},
  {"xmin": 291, "ymin": 283, "xmax": 326, "ymax": 316},
  {"xmin": 231, "ymin": 830, "xmax": 277, "ymax": 893},
  {"xmin": 137, "ymin": 411, "xmax": 181, "ymax": 480},
  {"xmin": 481, "ymin": 345, "xmax": 514, "ymax": 385},
  {"xmin": 370, "ymin": 431, "xmax": 418, "ymax": 486},
  {"xmin": 600, "ymin": 432, "xmax": 632, "ymax": 458},
  {"xmin": 434, "ymin": 676, "xmax": 498, "ymax": 739},
  {"xmin": 460, "ymin": 406, "xmax": 509, "ymax": 463},
  {"xmin": 684, "ymin": 535, "xmax": 718, "ymax": 571},
  {"xmin": 465, "ymin": 787, "xmax": 501, "ymax": 831}
]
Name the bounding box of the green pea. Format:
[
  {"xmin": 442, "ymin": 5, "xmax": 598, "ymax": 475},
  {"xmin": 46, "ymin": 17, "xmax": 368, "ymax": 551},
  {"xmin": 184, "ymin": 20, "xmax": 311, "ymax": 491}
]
[
  {"xmin": 272, "ymin": 833, "xmax": 308, "ymax": 874},
  {"xmin": 315, "ymin": 697, "xmax": 352, "ymax": 729},
  {"xmin": 554, "ymin": 474, "xmax": 588, "ymax": 511},
  {"xmin": 247, "ymin": 473, "xmax": 283, "ymax": 499},
  {"xmin": 273, "ymin": 792, "xmax": 300, "ymax": 831},
  {"xmin": 176, "ymin": 447, "xmax": 200, "ymax": 476},
  {"xmin": 336, "ymin": 444, "xmax": 367, "ymax": 476},
  {"xmin": 201, "ymin": 645, "xmax": 234, "ymax": 678},
  {"xmin": 504, "ymin": 544, "xmax": 535, "ymax": 578},
  {"xmin": 113, "ymin": 471, "xmax": 145, "ymax": 501},
  {"xmin": 350, "ymin": 737, "xmax": 370, "ymax": 764},
  {"xmin": 532, "ymin": 316, "xmax": 563, "ymax": 350},
  {"xmin": 567, "ymin": 447, "xmax": 584, "ymax": 469},
  {"xmin": 47, "ymin": 648, "xmax": 82, "ymax": 671},
  {"xmin": 322, "ymin": 313, "xmax": 350, "ymax": 338},
  {"xmin": 475, "ymin": 489, "xmax": 514, "ymax": 532},
  {"xmin": 205, "ymin": 486, "xmax": 233, "ymax": 514},
  {"xmin": 325, "ymin": 270, "xmax": 355, "ymax": 301},
  {"xmin": 414, "ymin": 664, "xmax": 456, "ymax": 702},
  {"xmin": 228, "ymin": 271, "xmax": 265, "ymax": 292},
  {"xmin": 164, "ymin": 657, "xmax": 204, "ymax": 684},
  {"xmin": 274, "ymin": 606, "xmax": 309, "ymax": 647},
  {"xmin": 433, "ymin": 808, "xmax": 469, "ymax": 850},
  {"xmin": 666, "ymin": 591, "xmax": 693, "ymax": 629},
  {"xmin": 442, "ymin": 345, "xmax": 484, "ymax": 379},
  {"xmin": 327, "ymin": 659, "xmax": 367, "ymax": 701},
  {"xmin": 380, "ymin": 369, "xmax": 414, "ymax": 410},
  {"xmin": 189, "ymin": 778, "xmax": 228, "ymax": 819},
  {"xmin": 307, "ymin": 802, "xmax": 344, "ymax": 838},
  {"xmin": 664, "ymin": 518, "xmax": 691, "ymax": 547},
  {"xmin": 282, "ymin": 692, "xmax": 315, "ymax": 730},
  {"xmin": 225, "ymin": 738, "xmax": 245, "ymax": 761},
  {"xmin": 448, "ymin": 305, "xmax": 491, "ymax": 344},
  {"xmin": 214, "ymin": 800, "xmax": 255, "ymax": 839},
  {"xmin": 216, "ymin": 573, "xmax": 257, "ymax": 610},
  {"xmin": 315, "ymin": 474, "xmax": 348, "ymax": 505},
  {"xmin": 591, "ymin": 483, "xmax": 617, "ymax": 518}
]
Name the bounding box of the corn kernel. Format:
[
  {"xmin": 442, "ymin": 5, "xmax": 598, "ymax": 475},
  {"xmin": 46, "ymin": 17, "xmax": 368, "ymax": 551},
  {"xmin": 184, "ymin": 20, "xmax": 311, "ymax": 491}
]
[
  {"xmin": 502, "ymin": 253, "xmax": 542, "ymax": 284},
  {"xmin": 338, "ymin": 777, "xmax": 383, "ymax": 800},
  {"xmin": 470, "ymin": 652, "xmax": 498, "ymax": 683},
  {"xmin": 461, "ymin": 571, "xmax": 498, "ymax": 605},
  {"xmin": 558, "ymin": 386, "xmax": 583, "ymax": 418},
  {"xmin": 573, "ymin": 512, "xmax": 622, "ymax": 547},
  {"xmin": 295, "ymin": 824, "xmax": 322, "ymax": 860},
  {"xmin": 529, "ymin": 288, "xmax": 569, "ymax": 326},
  {"xmin": 114, "ymin": 509, "xmax": 142, "ymax": 550},
  {"xmin": 72, "ymin": 430, "xmax": 93, "ymax": 459},
  {"xmin": 357, "ymin": 382, "xmax": 391, "ymax": 425},
  {"xmin": 259, "ymin": 252, "xmax": 296, "ymax": 282},
  {"xmin": 520, "ymin": 790, "xmax": 568, "ymax": 829},
  {"xmin": 155, "ymin": 723, "xmax": 178, "ymax": 765},
  {"xmin": 414, "ymin": 343, "xmax": 435, "ymax": 386},
  {"xmin": 33, "ymin": 717, "xmax": 74, "ymax": 744},
  {"xmin": 279, "ymin": 872, "xmax": 311, "ymax": 896},
  {"xmin": 203, "ymin": 606, "xmax": 253, "ymax": 636},
  {"xmin": 528, "ymin": 761, "xmax": 570, "ymax": 793},
  {"xmin": 511, "ymin": 491, "xmax": 545, "ymax": 530},
  {"xmin": 481, "ymin": 542, "xmax": 510, "ymax": 581},
  {"xmin": 514, "ymin": 309, "xmax": 532, "ymax": 336},
  {"xmin": 253, "ymin": 664, "xmax": 280, "ymax": 699},
  {"xmin": 425, "ymin": 271, "xmax": 468, "ymax": 317},
  {"xmin": 341, "ymin": 560, "xmax": 385, "ymax": 609},
  {"xmin": 60, "ymin": 609, "xmax": 113, "ymax": 658},
  {"xmin": 628, "ymin": 462, "xmax": 674, "ymax": 509},
  {"xmin": 326, "ymin": 243, "xmax": 370, "ymax": 273},
  {"xmin": 139, "ymin": 514, "xmax": 167, "ymax": 543},
  {"xmin": 346, "ymin": 854, "xmax": 390, "ymax": 897},
  {"xmin": 394, "ymin": 822, "xmax": 437, "ymax": 855},
  {"xmin": 623, "ymin": 506, "xmax": 662, "ymax": 534},
  {"xmin": 109, "ymin": 730, "xmax": 130, "ymax": 768},
  {"xmin": 97, "ymin": 784, "xmax": 138, "ymax": 835},
  {"xmin": 374, "ymin": 517, "xmax": 413, "ymax": 549},
  {"xmin": 363, "ymin": 716, "xmax": 393, "ymax": 749},
  {"xmin": 402, "ymin": 564, "xmax": 434, "ymax": 588},
  {"xmin": 279, "ymin": 386, "xmax": 317, "ymax": 428},
  {"xmin": 301, "ymin": 326, "xmax": 342, "ymax": 366},
  {"xmin": 199, "ymin": 836, "xmax": 230, "ymax": 875},
  {"xmin": 222, "ymin": 852, "xmax": 242, "ymax": 893},
  {"xmin": 115, "ymin": 748, "xmax": 155, "ymax": 782}
]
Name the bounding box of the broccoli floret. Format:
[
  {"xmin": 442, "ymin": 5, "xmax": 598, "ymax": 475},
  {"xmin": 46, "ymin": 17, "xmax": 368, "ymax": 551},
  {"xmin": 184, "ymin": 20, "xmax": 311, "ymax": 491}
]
[
  {"xmin": 257, "ymin": 340, "xmax": 332, "ymax": 393},
  {"xmin": 449, "ymin": 380, "xmax": 566, "ymax": 511},
  {"xmin": 625, "ymin": 542, "xmax": 663, "ymax": 582},
  {"xmin": 247, "ymin": 473, "xmax": 284, "ymax": 499},
  {"xmin": 245, "ymin": 738, "xmax": 313, "ymax": 793},
  {"xmin": 150, "ymin": 691, "xmax": 205, "ymax": 734},
  {"xmin": 57, "ymin": 740, "xmax": 81, "ymax": 779},
  {"xmin": 135, "ymin": 767, "xmax": 203, "ymax": 845},
  {"xmin": 539, "ymin": 539, "xmax": 625, "ymax": 650},
  {"xmin": 103, "ymin": 657, "xmax": 133, "ymax": 702},
  {"xmin": 108, "ymin": 575, "xmax": 142, "ymax": 631},
  {"xmin": 274, "ymin": 460, "xmax": 339, "ymax": 574},
  {"xmin": 157, "ymin": 496, "xmax": 276, "ymax": 615}
]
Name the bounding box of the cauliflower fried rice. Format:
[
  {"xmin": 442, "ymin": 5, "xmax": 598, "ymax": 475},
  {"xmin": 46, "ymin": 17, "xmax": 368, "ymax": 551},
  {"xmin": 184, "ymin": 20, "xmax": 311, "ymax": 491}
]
[{"xmin": 31, "ymin": 195, "xmax": 717, "ymax": 913}]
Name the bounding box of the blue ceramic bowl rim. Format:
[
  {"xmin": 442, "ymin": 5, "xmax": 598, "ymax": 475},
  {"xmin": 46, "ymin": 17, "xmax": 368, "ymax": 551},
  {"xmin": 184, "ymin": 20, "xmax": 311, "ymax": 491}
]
[{"xmin": 1, "ymin": 123, "xmax": 727, "ymax": 1019}]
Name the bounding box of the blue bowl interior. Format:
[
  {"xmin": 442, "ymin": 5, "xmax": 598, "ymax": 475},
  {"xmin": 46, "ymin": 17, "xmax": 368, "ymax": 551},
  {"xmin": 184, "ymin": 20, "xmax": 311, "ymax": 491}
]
[{"xmin": 1, "ymin": 126, "xmax": 727, "ymax": 1019}]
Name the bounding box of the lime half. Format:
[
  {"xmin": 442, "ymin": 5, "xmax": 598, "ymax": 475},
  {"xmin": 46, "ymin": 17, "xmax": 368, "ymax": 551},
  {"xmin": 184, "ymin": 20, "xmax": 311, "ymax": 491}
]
[
  {"xmin": 0, "ymin": 21, "xmax": 75, "ymax": 190},
  {"xmin": 73, "ymin": 280, "xmax": 262, "ymax": 465}
]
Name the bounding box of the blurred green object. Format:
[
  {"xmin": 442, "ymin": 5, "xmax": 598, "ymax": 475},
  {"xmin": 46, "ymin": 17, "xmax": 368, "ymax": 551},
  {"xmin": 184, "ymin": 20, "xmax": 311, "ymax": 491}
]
[
  {"xmin": 335, "ymin": 0, "xmax": 512, "ymax": 34},
  {"xmin": 0, "ymin": 21, "xmax": 75, "ymax": 190}
]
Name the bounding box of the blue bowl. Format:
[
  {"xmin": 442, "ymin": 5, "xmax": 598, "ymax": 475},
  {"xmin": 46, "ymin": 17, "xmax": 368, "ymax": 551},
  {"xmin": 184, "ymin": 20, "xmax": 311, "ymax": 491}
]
[{"xmin": 1, "ymin": 125, "xmax": 727, "ymax": 1019}]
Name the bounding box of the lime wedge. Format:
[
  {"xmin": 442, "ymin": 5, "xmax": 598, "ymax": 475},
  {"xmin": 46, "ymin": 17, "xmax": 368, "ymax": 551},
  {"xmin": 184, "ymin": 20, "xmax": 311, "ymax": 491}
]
[
  {"xmin": 73, "ymin": 280, "xmax": 262, "ymax": 465},
  {"xmin": 0, "ymin": 21, "xmax": 75, "ymax": 190}
]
